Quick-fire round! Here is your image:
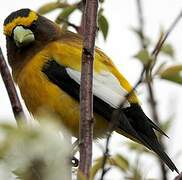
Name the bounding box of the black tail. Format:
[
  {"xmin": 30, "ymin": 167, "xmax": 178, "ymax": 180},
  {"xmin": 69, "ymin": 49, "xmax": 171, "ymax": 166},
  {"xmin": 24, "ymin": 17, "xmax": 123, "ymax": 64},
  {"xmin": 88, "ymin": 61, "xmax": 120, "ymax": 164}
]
[{"xmin": 116, "ymin": 104, "xmax": 179, "ymax": 173}]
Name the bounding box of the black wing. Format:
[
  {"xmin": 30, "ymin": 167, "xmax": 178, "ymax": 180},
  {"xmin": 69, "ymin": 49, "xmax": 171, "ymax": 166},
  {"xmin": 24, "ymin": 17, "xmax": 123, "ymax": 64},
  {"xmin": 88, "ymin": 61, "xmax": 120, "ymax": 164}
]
[
  {"xmin": 42, "ymin": 59, "xmax": 178, "ymax": 173},
  {"xmin": 42, "ymin": 59, "xmax": 114, "ymax": 120}
]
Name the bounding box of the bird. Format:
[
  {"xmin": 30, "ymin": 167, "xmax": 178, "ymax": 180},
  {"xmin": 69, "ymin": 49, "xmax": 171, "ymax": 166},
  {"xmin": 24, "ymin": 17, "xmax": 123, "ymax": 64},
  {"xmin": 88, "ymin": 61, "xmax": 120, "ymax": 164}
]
[{"xmin": 3, "ymin": 8, "xmax": 178, "ymax": 173}]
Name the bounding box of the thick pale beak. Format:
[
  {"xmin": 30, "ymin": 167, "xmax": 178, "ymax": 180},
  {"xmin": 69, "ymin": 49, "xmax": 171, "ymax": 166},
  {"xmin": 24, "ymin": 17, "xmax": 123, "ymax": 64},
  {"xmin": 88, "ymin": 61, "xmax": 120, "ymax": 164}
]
[{"xmin": 13, "ymin": 26, "xmax": 35, "ymax": 47}]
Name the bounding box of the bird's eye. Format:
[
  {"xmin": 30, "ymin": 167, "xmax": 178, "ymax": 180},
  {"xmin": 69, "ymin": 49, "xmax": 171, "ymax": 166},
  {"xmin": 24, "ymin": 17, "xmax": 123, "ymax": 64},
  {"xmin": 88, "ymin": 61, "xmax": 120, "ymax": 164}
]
[{"xmin": 30, "ymin": 21, "xmax": 37, "ymax": 30}]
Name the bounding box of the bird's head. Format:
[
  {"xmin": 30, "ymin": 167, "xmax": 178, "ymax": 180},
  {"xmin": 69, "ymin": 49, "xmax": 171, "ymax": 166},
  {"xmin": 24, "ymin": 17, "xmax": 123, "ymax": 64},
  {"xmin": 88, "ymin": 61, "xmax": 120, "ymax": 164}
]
[
  {"xmin": 3, "ymin": 8, "xmax": 62, "ymax": 74},
  {"xmin": 4, "ymin": 8, "xmax": 61, "ymax": 48}
]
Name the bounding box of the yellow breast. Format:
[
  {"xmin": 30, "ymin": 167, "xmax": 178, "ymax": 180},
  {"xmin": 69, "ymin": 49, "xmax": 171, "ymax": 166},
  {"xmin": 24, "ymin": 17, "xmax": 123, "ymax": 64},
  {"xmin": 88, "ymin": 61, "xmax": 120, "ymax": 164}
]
[{"xmin": 15, "ymin": 41, "xmax": 109, "ymax": 138}]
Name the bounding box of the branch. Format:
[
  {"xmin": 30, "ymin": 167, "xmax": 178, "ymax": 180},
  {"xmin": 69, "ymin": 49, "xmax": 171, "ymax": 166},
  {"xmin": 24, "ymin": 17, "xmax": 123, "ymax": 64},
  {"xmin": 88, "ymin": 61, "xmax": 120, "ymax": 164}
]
[
  {"xmin": 147, "ymin": 11, "xmax": 182, "ymax": 179},
  {"xmin": 0, "ymin": 47, "xmax": 26, "ymax": 126},
  {"xmin": 135, "ymin": 1, "xmax": 171, "ymax": 179},
  {"xmin": 150, "ymin": 10, "xmax": 182, "ymax": 72},
  {"xmin": 145, "ymin": 75, "xmax": 168, "ymax": 180},
  {"xmin": 136, "ymin": 0, "xmax": 146, "ymax": 49},
  {"xmin": 100, "ymin": 130, "xmax": 112, "ymax": 180},
  {"xmin": 100, "ymin": 4, "xmax": 182, "ymax": 180},
  {"xmin": 151, "ymin": 10, "xmax": 182, "ymax": 59},
  {"xmin": 79, "ymin": 0, "xmax": 86, "ymax": 34},
  {"xmin": 145, "ymin": 11, "xmax": 182, "ymax": 176},
  {"xmin": 79, "ymin": 0, "xmax": 98, "ymax": 179}
]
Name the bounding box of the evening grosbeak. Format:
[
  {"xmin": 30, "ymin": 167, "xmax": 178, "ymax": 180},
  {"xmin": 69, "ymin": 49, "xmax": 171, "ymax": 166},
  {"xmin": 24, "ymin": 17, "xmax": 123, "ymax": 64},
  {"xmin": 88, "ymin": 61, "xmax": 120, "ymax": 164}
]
[{"xmin": 3, "ymin": 8, "xmax": 178, "ymax": 173}]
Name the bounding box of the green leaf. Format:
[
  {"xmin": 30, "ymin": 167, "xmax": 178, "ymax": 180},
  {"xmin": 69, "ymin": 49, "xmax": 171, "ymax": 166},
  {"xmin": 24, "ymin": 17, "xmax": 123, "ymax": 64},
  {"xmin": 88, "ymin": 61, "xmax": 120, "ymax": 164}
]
[
  {"xmin": 55, "ymin": 6, "xmax": 76, "ymax": 24},
  {"xmin": 90, "ymin": 157, "xmax": 104, "ymax": 180},
  {"xmin": 38, "ymin": 2, "xmax": 70, "ymax": 15},
  {"xmin": 161, "ymin": 43, "xmax": 175, "ymax": 58},
  {"xmin": 98, "ymin": 14, "xmax": 109, "ymax": 40},
  {"xmin": 91, "ymin": 154, "xmax": 129, "ymax": 179},
  {"xmin": 111, "ymin": 154, "xmax": 129, "ymax": 172},
  {"xmin": 129, "ymin": 166, "xmax": 142, "ymax": 180},
  {"xmin": 77, "ymin": 170, "xmax": 86, "ymax": 180},
  {"xmin": 134, "ymin": 49, "xmax": 152, "ymax": 65},
  {"xmin": 154, "ymin": 62, "xmax": 167, "ymax": 75},
  {"xmin": 130, "ymin": 27, "xmax": 151, "ymax": 47},
  {"xmin": 160, "ymin": 65, "xmax": 182, "ymax": 84}
]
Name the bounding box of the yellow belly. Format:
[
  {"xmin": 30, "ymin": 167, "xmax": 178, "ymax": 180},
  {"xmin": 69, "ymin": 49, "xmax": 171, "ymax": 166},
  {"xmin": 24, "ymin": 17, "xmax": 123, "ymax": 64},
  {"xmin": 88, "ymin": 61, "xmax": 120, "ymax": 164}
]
[{"xmin": 15, "ymin": 51, "xmax": 109, "ymax": 138}]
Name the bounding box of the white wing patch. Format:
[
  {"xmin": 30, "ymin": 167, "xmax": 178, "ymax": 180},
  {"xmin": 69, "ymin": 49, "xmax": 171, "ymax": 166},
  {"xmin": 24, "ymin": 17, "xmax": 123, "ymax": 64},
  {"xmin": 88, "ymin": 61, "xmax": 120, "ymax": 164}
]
[{"xmin": 66, "ymin": 68, "xmax": 129, "ymax": 108}]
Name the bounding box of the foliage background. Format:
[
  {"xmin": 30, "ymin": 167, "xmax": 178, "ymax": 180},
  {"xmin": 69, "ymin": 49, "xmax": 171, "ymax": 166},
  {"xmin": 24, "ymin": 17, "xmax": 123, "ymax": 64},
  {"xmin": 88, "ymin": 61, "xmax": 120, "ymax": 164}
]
[{"xmin": 0, "ymin": 0, "xmax": 182, "ymax": 179}]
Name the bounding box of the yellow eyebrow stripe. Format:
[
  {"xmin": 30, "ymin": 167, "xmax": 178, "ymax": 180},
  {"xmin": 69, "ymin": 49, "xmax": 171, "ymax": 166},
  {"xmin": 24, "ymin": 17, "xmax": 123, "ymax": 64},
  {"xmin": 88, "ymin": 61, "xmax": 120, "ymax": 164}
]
[{"xmin": 4, "ymin": 11, "xmax": 38, "ymax": 36}]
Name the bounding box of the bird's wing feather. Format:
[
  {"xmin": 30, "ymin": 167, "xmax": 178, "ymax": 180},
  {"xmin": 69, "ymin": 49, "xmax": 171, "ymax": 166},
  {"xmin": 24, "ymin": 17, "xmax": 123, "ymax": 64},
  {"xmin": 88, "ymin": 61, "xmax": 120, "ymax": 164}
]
[
  {"xmin": 41, "ymin": 35, "xmax": 178, "ymax": 173},
  {"xmin": 66, "ymin": 68, "xmax": 129, "ymax": 108},
  {"xmin": 53, "ymin": 34, "xmax": 139, "ymax": 104},
  {"xmin": 122, "ymin": 104, "xmax": 178, "ymax": 173},
  {"xmin": 42, "ymin": 59, "xmax": 115, "ymax": 120}
]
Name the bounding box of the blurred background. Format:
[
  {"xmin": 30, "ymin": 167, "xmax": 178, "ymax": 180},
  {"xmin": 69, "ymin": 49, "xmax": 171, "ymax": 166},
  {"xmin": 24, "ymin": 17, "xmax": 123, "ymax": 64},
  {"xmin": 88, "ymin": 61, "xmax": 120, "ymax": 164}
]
[{"xmin": 0, "ymin": 0, "xmax": 182, "ymax": 179}]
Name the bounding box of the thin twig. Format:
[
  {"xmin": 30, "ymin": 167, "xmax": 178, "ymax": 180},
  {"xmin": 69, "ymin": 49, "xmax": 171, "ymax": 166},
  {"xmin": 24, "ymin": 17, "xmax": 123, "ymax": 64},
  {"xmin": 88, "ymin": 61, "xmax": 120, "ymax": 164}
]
[
  {"xmin": 146, "ymin": 76, "xmax": 168, "ymax": 180},
  {"xmin": 149, "ymin": 10, "xmax": 182, "ymax": 75},
  {"xmin": 147, "ymin": 10, "xmax": 182, "ymax": 179},
  {"xmin": 79, "ymin": 0, "xmax": 98, "ymax": 179},
  {"xmin": 0, "ymin": 47, "xmax": 26, "ymax": 125},
  {"xmin": 100, "ymin": 4, "xmax": 182, "ymax": 180},
  {"xmin": 135, "ymin": 1, "xmax": 177, "ymax": 179},
  {"xmin": 56, "ymin": 18, "xmax": 80, "ymax": 32},
  {"xmin": 100, "ymin": 131, "xmax": 112, "ymax": 180},
  {"xmin": 152, "ymin": 10, "xmax": 182, "ymax": 59},
  {"xmin": 136, "ymin": 0, "xmax": 146, "ymax": 49},
  {"xmin": 79, "ymin": 0, "xmax": 86, "ymax": 35}
]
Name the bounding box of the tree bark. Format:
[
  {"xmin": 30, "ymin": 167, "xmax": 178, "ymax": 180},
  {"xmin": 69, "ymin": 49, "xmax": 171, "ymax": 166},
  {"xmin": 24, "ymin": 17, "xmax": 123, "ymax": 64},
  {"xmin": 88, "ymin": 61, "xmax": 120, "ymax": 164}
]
[
  {"xmin": 79, "ymin": 0, "xmax": 98, "ymax": 179},
  {"xmin": 0, "ymin": 47, "xmax": 26, "ymax": 125}
]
